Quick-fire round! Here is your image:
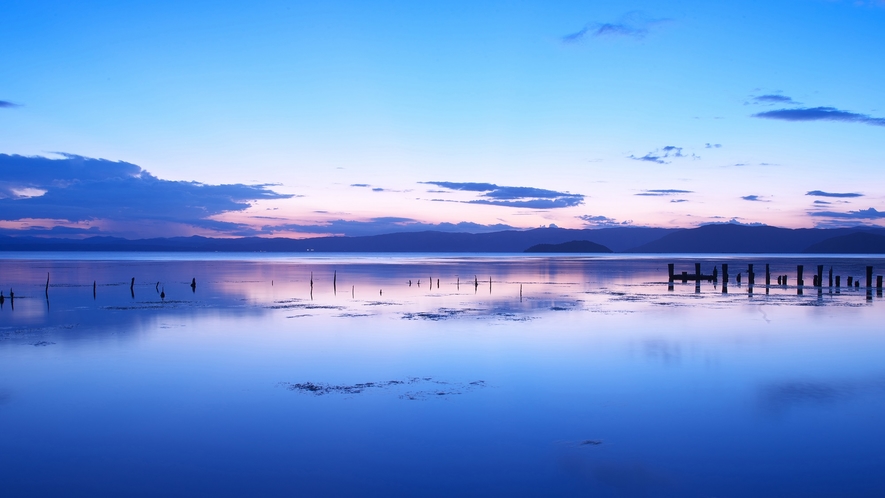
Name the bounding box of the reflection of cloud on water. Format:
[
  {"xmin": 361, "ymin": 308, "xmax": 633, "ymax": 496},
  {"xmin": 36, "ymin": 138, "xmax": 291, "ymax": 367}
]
[
  {"xmin": 758, "ymin": 376, "xmax": 885, "ymax": 414},
  {"xmin": 557, "ymin": 448, "xmax": 672, "ymax": 496},
  {"xmin": 643, "ymin": 339, "xmax": 682, "ymax": 365}
]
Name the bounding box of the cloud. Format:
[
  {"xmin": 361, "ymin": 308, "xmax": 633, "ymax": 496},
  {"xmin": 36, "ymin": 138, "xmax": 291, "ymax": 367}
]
[
  {"xmin": 0, "ymin": 100, "xmax": 20, "ymax": 108},
  {"xmin": 742, "ymin": 195, "xmax": 764, "ymax": 201},
  {"xmin": 635, "ymin": 189, "xmax": 693, "ymax": 197},
  {"xmin": 0, "ymin": 153, "xmax": 292, "ymax": 237},
  {"xmin": 422, "ymin": 181, "xmax": 584, "ymax": 209},
  {"xmin": 704, "ymin": 143, "xmax": 722, "ymax": 148},
  {"xmin": 806, "ymin": 190, "xmax": 863, "ymax": 198},
  {"xmin": 813, "ymin": 200, "xmax": 832, "ymax": 205},
  {"xmin": 577, "ymin": 215, "xmax": 632, "ymax": 227},
  {"xmin": 701, "ymin": 218, "xmax": 768, "ymax": 227},
  {"xmin": 350, "ymin": 183, "xmax": 370, "ymax": 188},
  {"xmin": 670, "ymin": 199, "xmax": 688, "ymax": 203},
  {"xmin": 562, "ymin": 11, "xmax": 670, "ymax": 43},
  {"xmin": 809, "ymin": 207, "xmax": 885, "ymax": 220},
  {"xmin": 753, "ymin": 107, "xmax": 885, "ymax": 127},
  {"xmin": 629, "ymin": 145, "xmax": 696, "ymax": 164},
  {"xmin": 751, "ymin": 94, "xmax": 799, "ymax": 105},
  {"xmin": 264, "ymin": 218, "xmax": 515, "ymax": 237}
]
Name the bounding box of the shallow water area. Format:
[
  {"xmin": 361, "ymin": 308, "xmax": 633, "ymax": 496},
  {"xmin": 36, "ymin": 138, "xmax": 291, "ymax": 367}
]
[{"xmin": 1, "ymin": 253, "xmax": 885, "ymax": 497}]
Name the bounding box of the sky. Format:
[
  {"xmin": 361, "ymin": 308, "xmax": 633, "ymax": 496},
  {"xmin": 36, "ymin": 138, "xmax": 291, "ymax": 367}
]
[{"xmin": 1, "ymin": 0, "xmax": 884, "ymax": 239}]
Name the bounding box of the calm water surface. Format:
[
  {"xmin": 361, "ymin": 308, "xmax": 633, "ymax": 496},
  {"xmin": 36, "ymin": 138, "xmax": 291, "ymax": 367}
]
[{"xmin": 1, "ymin": 253, "xmax": 884, "ymax": 497}]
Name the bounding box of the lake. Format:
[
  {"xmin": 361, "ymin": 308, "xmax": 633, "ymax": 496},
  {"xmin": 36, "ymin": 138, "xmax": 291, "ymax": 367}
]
[{"xmin": 1, "ymin": 253, "xmax": 884, "ymax": 497}]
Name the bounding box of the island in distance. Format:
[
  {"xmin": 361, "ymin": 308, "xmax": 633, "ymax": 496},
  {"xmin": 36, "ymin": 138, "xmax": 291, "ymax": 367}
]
[{"xmin": 524, "ymin": 240, "xmax": 612, "ymax": 253}]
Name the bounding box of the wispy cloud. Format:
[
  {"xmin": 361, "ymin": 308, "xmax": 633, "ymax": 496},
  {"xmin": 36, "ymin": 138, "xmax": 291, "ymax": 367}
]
[
  {"xmin": 562, "ymin": 11, "xmax": 670, "ymax": 43},
  {"xmin": 0, "ymin": 100, "xmax": 21, "ymax": 108},
  {"xmin": 704, "ymin": 143, "xmax": 722, "ymax": 148},
  {"xmin": 635, "ymin": 189, "xmax": 693, "ymax": 197},
  {"xmin": 741, "ymin": 195, "xmax": 767, "ymax": 202},
  {"xmin": 629, "ymin": 145, "xmax": 696, "ymax": 164},
  {"xmin": 0, "ymin": 153, "xmax": 292, "ymax": 237},
  {"xmin": 264, "ymin": 218, "xmax": 515, "ymax": 237},
  {"xmin": 422, "ymin": 181, "xmax": 584, "ymax": 209},
  {"xmin": 809, "ymin": 207, "xmax": 885, "ymax": 220},
  {"xmin": 806, "ymin": 190, "xmax": 863, "ymax": 198},
  {"xmin": 577, "ymin": 214, "xmax": 632, "ymax": 227},
  {"xmin": 754, "ymin": 107, "xmax": 885, "ymax": 127},
  {"xmin": 751, "ymin": 94, "xmax": 799, "ymax": 105}
]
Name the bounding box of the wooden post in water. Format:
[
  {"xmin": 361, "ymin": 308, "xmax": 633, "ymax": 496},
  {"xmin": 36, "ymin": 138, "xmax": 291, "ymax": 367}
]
[
  {"xmin": 797, "ymin": 266, "xmax": 804, "ymax": 287},
  {"xmin": 695, "ymin": 263, "xmax": 701, "ymax": 281},
  {"xmin": 333, "ymin": 270, "xmax": 337, "ymax": 295},
  {"xmin": 847, "ymin": 276, "xmax": 853, "ymax": 287},
  {"xmin": 130, "ymin": 277, "xmax": 135, "ymax": 298},
  {"xmin": 713, "ymin": 266, "xmax": 718, "ymax": 283},
  {"xmin": 866, "ymin": 266, "xmax": 873, "ymax": 288},
  {"xmin": 748, "ymin": 264, "xmax": 755, "ymax": 286},
  {"xmin": 45, "ymin": 272, "xmax": 50, "ymax": 298},
  {"xmin": 828, "ymin": 267, "xmax": 833, "ymax": 288},
  {"xmin": 93, "ymin": 281, "xmax": 96, "ymax": 299},
  {"xmin": 765, "ymin": 264, "xmax": 771, "ymax": 286},
  {"xmin": 722, "ymin": 264, "xmax": 729, "ymax": 284},
  {"xmin": 836, "ymin": 275, "xmax": 841, "ymax": 288},
  {"xmin": 668, "ymin": 264, "xmax": 675, "ymax": 283},
  {"xmin": 877, "ymin": 275, "xmax": 883, "ymax": 297}
]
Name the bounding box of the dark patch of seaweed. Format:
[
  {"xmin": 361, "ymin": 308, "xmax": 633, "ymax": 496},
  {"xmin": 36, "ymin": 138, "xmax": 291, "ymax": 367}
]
[{"xmin": 280, "ymin": 377, "xmax": 487, "ymax": 400}]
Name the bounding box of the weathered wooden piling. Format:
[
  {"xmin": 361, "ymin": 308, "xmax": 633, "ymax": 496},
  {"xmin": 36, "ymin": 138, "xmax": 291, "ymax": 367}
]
[
  {"xmin": 836, "ymin": 276, "xmax": 841, "ymax": 288},
  {"xmin": 828, "ymin": 267, "xmax": 833, "ymax": 288},
  {"xmin": 93, "ymin": 281, "xmax": 96, "ymax": 299},
  {"xmin": 797, "ymin": 266, "xmax": 804, "ymax": 287},
  {"xmin": 695, "ymin": 263, "xmax": 702, "ymax": 281},
  {"xmin": 713, "ymin": 266, "xmax": 719, "ymax": 283},
  {"xmin": 191, "ymin": 278, "xmax": 196, "ymax": 292},
  {"xmin": 866, "ymin": 266, "xmax": 873, "ymax": 288},
  {"xmin": 333, "ymin": 270, "xmax": 337, "ymax": 295},
  {"xmin": 668, "ymin": 263, "xmax": 675, "ymax": 282},
  {"xmin": 45, "ymin": 272, "xmax": 50, "ymax": 298},
  {"xmin": 748, "ymin": 264, "xmax": 755, "ymax": 286},
  {"xmin": 847, "ymin": 276, "xmax": 853, "ymax": 287},
  {"xmin": 878, "ymin": 275, "xmax": 883, "ymax": 290},
  {"xmin": 722, "ymin": 264, "xmax": 729, "ymax": 284},
  {"xmin": 817, "ymin": 265, "xmax": 823, "ymax": 288},
  {"xmin": 765, "ymin": 264, "xmax": 771, "ymax": 286},
  {"xmin": 736, "ymin": 273, "xmax": 742, "ymax": 284},
  {"xmin": 130, "ymin": 277, "xmax": 135, "ymax": 298}
]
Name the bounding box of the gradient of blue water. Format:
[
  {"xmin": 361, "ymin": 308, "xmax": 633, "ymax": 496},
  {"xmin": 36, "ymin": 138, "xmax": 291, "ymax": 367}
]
[{"xmin": 1, "ymin": 254, "xmax": 884, "ymax": 497}]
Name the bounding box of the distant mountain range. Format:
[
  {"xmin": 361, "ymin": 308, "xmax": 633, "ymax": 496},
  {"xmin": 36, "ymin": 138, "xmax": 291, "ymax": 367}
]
[{"xmin": 1, "ymin": 225, "xmax": 884, "ymax": 253}]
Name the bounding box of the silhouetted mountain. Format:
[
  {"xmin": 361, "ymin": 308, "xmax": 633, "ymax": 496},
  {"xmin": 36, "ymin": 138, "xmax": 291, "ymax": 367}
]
[
  {"xmin": 803, "ymin": 232, "xmax": 885, "ymax": 254},
  {"xmin": 524, "ymin": 240, "xmax": 612, "ymax": 253},
  {"xmin": 0, "ymin": 227, "xmax": 670, "ymax": 253},
  {"xmin": 629, "ymin": 224, "xmax": 885, "ymax": 253},
  {"xmin": 2, "ymin": 225, "xmax": 884, "ymax": 253}
]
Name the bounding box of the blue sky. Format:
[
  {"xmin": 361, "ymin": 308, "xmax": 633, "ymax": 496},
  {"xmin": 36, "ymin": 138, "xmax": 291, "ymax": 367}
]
[{"xmin": 1, "ymin": 0, "xmax": 884, "ymax": 238}]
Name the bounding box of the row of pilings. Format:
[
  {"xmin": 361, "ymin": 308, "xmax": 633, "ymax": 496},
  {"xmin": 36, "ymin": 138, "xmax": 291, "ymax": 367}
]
[{"xmin": 668, "ymin": 263, "xmax": 884, "ymax": 299}]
